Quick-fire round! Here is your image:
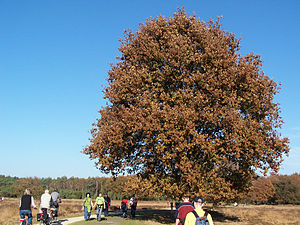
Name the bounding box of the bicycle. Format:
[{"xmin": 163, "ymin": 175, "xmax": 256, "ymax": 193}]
[
  {"xmin": 50, "ymin": 207, "xmax": 58, "ymax": 222},
  {"xmin": 20, "ymin": 210, "xmax": 34, "ymax": 225},
  {"xmin": 38, "ymin": 208, "xmax": 51, "ymax": 225},
  {"xmin": 19, "ymin": 217, "xmax": 27, "ymax": 225}
]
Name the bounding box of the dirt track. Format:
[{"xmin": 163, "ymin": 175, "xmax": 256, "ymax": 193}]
[{"xmin": 50, "ymin": 215, "xmax": 92, "ymax": 225}]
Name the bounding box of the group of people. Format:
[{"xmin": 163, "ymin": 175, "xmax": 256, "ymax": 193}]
[
  {"xmin": 19, "ymin": 188, "xmax": 61, "ymax": 225},
  {"xmin": 81, "ymin": 193, "xmax": 138, "ymax": 221},
  {"xmin": 175, "ymin": 195, "xmax": 214, "ymax": 225},
  {"xmin": 120, "ymin": 194, "xmax": 138, "ymax": 218},
  {"xmin": 19, "ymin": 188, "xmax": 137, "ymax": 224},
  {"xmin": 19, "ymin": 188, "xmax": 212, "ymax": 225},
  {"xmin": 82, "ymin": 192, "xmax": 111, "ymax": 221}
]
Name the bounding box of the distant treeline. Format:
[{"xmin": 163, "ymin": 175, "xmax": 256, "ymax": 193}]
[
  {"xmin": 0, "ymin": 174, "xmax": 299, "ymax": 204},
  {"xmin": 245, "ymin": 173, "xmax": 300, "ymax": 205},
  {"xmin": 0, "ymin": 175, "xmax": 149, "ymax": 200}
]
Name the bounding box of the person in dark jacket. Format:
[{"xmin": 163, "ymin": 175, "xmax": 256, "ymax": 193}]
[
  {"xmin": 19, "ymin": 188, "xmax": 37, "ymax": 225},
  {"xmin": 104, "ymin": 193, "xmax": 111, "ymax": 216},
  {"xmin": 129, "ymin": 194, "xmax": 138, "ymax": 218}
]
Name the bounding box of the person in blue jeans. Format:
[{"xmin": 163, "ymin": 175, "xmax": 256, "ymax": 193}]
[
  {"xmin": 19, "ymin": 188, "xmax": 37, "ymax": 225},
  {"xmin": 82, "ymin": 193, "xmax": 93, "ymax": 221},
  {"xmin": 95, "ymin": 193, "xmax": 105, "ymax": 221}
]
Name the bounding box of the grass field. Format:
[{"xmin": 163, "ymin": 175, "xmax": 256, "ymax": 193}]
[{"xmin": 1, "ymin": 198, "xmax": 300, "ymax": 225}]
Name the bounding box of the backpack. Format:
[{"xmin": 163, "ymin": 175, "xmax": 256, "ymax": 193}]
[
  {"xmin": 50, "ymin": 196, "xmax": 59, "ymax": 208},
  {"xmin": 121, "ymin": 202, "xmax": 127, "ymax": 211},
  {"xmin": 191, "ymin": 210, "xmax": 209, "ymax": 225},
  {"xmin": 131, "ymin": 197, "xmax": 137, "ymax": 206}
]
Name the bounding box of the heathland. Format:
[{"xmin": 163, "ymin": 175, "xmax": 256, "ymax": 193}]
[{"xmin": 1, "ymin": 198, "xmax": 300, "ymax": 225}]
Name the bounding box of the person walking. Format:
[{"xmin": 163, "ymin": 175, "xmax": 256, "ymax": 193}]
[
  {"xmin": 19, "ymin": 188, "xmax": 37, "ymax": 225},
  {"xmin": 82, "ymin": 193, "xmax": 93, "ymax": 221},
  {"xmin": 170, "ymin": 201, "xmax": 174, "ymax": 211},
  {"xmin": 95, "ymin": 193, "xmax": 105, "ymax": 221},
  {"xmin": 175, "ymin": 195, "xmax": 194, "ymax": 225},
  {"xmin": 120, "ymin": 196, "xmax": 128, "ymax": 218},
  {"xmin": 184, "ymin": 196, "xmax": 214, "ymax": 225},
  {"xmin": 175, "ymin": 200, "xmax": 180, "ymax": 210},
  {"xmin": 104, "ymin": 193, "xmax": 111, "ymax": 216},
  {"xmin": 129, "ymin": 194, "xmax": 138, "ymax": 218}
]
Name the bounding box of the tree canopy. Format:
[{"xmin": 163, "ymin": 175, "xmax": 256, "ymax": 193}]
[{"xmin": 84, "ymin": 9, "xmax": 289, "ymax": 202}]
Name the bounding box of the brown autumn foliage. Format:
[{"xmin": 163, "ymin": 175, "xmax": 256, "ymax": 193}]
[
  {"xmin": 245, "ymin": 177, "xmax": 275, "ymax": 203},
  {"xmin": 11, "ymin": 177, "xmax": 44, "ymax": 197},
  {"xmin": 125, "ymin": 175, "xmax": 159, "ymax": 199},
  {"xmin": 269, "ymin": 173, "xmax": 300, "ymax": 204},
  {"xmin": 84, "ymin": 9, "xmax": 289, "ymax": 202}
]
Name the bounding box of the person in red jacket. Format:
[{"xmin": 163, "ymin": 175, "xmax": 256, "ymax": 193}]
[
  {"xmin": 175, "ymin": 195, "xmax": 194, "ymax": 225},
  {"xmin": 120, "ymin": 196, "xmax": 128, "ymax": 218}
]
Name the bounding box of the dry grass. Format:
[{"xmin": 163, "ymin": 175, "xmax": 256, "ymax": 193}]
[
  {"xmin": 213, "ymin": 205, "xmax": 300, "ymax": 225},
  {"xmin": 0, "ymin": 198, "xmax": 82, "ymax": 225},
  {"xmin": 1, "ymin": 198, "xmax": 300, "ymax": 225},
  {"xmin": 0, "ymin": 198, "xmax": 169, "ymax": 225}
]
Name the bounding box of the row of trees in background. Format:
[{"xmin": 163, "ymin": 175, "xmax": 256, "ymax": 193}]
[
  {"xmin": 0, "ymin": 173, "xmax": 299, "ymax": 204},
  {"xmin": 245, "ymin": 173, "xmax": 300, "ymax": 205},
  {"xmin": 0, "ymin": 175, "xmax": 140, "ymax": 200}
]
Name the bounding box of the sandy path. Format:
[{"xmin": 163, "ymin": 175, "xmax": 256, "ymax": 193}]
[
  {"xmin": 51, "ymin": 212, "xmax": 122, "ymax": 225},
  {"xmin": 50, "ymin": 215, "xmax": 95, "ymax": 225}
]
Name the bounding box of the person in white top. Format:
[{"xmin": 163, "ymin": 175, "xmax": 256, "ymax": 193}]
[{"xmin": 40, "ymin": 189, "xmax": 52, "ymax": 212}]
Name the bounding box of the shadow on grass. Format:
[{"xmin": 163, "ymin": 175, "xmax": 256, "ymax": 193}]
[
  {"xmin": 128, "ymin": 207, "xmax": 239, "ymax": 224},
  {"xmin": 134, "ymin": 209, "xmax": 174, "ymax": 224},
  {"xmin": 209, "ymin": 210, "xmax": 239, "ymax": 223},
  {"xmin": 50, "ymin": 219, "xmax": 68, "ymax": 225}
]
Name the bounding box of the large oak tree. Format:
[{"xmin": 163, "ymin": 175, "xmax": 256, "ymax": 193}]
[{"xmin": 84, "ymin": 9, "xmax": 289, "ymax": 202}]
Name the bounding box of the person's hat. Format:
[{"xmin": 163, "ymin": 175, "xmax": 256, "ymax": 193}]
[{"xmin": 194, "ymin": 196, "xmax": 204, "ymax": 203}]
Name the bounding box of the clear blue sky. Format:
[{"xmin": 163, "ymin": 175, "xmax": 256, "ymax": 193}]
[{"xmin": 0, "ymin": 0, "xmax": 299, "ymax": 178}]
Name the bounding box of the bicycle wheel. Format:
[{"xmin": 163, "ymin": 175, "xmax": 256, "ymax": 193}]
[
  {"xmin": 20, "ymin": 219, "xmax": 26, "ymax": 225},
  {"xmin": 20, "ymin": 218, "xmax": 26, "ymax": 225},
  {"xmin": 49, "ymin": 215, "xmax": 52, "ymax": 224}
]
